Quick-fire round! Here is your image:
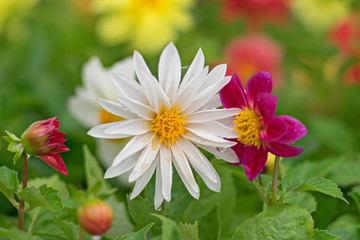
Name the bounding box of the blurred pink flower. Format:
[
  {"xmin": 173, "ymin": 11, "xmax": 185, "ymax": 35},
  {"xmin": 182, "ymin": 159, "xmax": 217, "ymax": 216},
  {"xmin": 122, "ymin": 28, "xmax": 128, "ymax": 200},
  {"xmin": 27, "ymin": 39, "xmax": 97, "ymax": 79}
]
[
  {"xmin": 21, "ymin": 117, "xmax": 69, "ymax": 175},
  {"xmin": 343, "ymin": 62, "xmax": 360, "ymax": 85},
  {"xmin": 330, "ymin": 12, "xmax": 360, "ymax": 58},
  {"xmin": 224, "ymin": 34, "xmax": 283, "ymax": 89},
  {"xmin": 219, "ymin": 72, "xmax": 307, "ymax": 181},
  {"xmin": 219, "ymin": 0, "xmax": 290, "ymax": 26}
]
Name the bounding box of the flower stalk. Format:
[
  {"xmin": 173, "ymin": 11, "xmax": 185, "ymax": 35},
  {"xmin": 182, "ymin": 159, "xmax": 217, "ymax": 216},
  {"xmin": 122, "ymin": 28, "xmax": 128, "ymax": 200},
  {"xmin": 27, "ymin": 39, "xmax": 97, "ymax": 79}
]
[
  {"xmin": 18, "ymin": 152, "xmax": 29, "ymax": 230},
  {"xmin": 271, "ymin": 155, "xmax": 280, "ymax": 206}
]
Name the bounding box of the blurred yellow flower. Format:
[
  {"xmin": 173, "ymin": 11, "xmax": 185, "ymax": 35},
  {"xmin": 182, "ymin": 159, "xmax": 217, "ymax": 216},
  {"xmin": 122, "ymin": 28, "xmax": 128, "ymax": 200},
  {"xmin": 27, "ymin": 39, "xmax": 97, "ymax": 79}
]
[
  {"xmin": 92, "ymin": 0, "xmax": 194, "ymax": 54},
  {"xmin": 291, "ymin": 0, "xmax": 349, "ymax": 33},
  {"xmin": 0, "ymin": 0, "xmax": 37, "ymax": 38}
]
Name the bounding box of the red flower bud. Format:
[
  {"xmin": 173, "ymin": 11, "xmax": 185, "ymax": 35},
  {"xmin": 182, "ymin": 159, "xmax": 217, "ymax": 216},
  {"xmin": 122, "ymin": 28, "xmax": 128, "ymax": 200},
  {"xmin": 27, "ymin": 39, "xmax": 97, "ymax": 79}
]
[
  {"xmin": 20, "ymin": 117, "xmax": 69, "ymax": 175},
  {"xmin": 77, "ymin": 199, "xmax": 114, "ymax": 235}
]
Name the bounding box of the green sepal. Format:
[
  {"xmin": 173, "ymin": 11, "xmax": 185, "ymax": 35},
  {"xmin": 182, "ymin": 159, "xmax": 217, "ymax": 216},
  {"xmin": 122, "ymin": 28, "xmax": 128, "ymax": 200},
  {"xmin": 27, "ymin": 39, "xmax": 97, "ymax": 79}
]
[{"xmin": 4, "ymin": 130, "xmax": 20, "ymax": 142}]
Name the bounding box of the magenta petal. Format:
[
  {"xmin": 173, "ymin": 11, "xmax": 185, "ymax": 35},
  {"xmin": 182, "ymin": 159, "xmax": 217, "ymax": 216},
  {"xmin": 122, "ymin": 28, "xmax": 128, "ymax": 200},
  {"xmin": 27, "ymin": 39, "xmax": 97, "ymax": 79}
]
[
  {"xmin": 228, "ymin": 141, "xmax": 247, "ymax": 166},
  {"xmin": 38, "ymin": 154, "xmax": 68, "ymax": 176},
  {"xmin": 242, "ymin": 146, "xmax": 268, "ymax": 181},
  {"xmin": 246, "ymin": 71, "xmax": 273, "ymax": 108},
  {"xmin": 259, "ymin": 116, "xmax": 287, "ymax": 142},
  {"xmin": 268, "ymin": 142, "xmax": 304, "ymax": 157},
  {"xmin": 253, "ymin": 93, "xmax": 278, "ymax": 123},
  {"xmin": 275, "ymin": 115, "xmax": 308, "ymax": 144},
  {"xmin": 220, "ymin": 73, "xmax": 248, "ymax": 109}
]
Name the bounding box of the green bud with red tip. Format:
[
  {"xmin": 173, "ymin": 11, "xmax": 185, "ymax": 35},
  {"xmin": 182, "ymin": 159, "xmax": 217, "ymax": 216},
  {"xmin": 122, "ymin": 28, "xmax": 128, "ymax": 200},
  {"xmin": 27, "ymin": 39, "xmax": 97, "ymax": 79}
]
[{"xmin": 77, "ymin": 199, "xmax": 114, "ymax": 235}]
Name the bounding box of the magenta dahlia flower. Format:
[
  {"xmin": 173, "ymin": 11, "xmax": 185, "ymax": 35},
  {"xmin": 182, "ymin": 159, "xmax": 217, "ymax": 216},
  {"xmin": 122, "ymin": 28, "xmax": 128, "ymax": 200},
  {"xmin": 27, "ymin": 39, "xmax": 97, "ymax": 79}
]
[
  {"xmin": 21, "ymin": 117, "xmax": 69, "ymax": 175},
  {"xmin": 219, "ymin": 72, "xmax": 307, "ymax": 181}
]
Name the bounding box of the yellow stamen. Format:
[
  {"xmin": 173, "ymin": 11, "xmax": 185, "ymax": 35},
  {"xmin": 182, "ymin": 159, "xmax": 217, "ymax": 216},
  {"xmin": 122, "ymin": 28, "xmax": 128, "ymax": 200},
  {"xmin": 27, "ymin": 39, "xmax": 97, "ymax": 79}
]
[
  {"xmin": 150, "ymin": 106, "xmax": 187, "ymax": 147},
  {"xmin": 99, "ymin": 109, "xmax": 124, "ymax": 124},
  {"xmin": 233, "ymin": 107, "xmax": 262, "ymax": 147}
]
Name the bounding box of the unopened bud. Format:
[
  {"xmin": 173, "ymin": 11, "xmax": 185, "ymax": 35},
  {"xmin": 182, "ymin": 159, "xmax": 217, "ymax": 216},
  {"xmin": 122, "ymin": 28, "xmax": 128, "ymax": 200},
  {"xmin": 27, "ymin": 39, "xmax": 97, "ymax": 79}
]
[{"xmin": 77, "ymin": 199, "xmax": 113, "ymax": 235}]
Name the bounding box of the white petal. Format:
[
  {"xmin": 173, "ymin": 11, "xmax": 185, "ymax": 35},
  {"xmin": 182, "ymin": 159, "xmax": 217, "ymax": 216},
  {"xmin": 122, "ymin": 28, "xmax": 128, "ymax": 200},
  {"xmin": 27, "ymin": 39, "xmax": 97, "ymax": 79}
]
[
  {"xmin": 98, "ymin": 98, "xmax": 138, "ymax": 119},
  {"xmin": 130, "ymin": 156, "xmax": 158, "ymax": 199},
  {"xmin": 185, "ymin": 121, "xmax": 238, "ymax": 139},
  {"xmin": 133, "ymin": 51, "xmax": 170, "ymax": 112},
  {"xmin": 180, "ymin": 76, "xmax": 231, "ymax": 115},
  {"xmin": 117, "ymin": 95, "xmax": 155, "ymax": 120},
  {"xmin": 185, "ymin": 108, "xmax": 240, "ymax": 123},
  {"xmin": 68, "ymin": 89, "xmax": 100, "ymax": 127},
  {"xmin": 173, "ymin": 66, "xmax": 209, "ymax": 110},
  {"xmin": 82, "ymin": 57, "xmax": 118, "ymax": 100},
  {"xmin": 202, "ymin": 64, "xmax": 227, "ymax": 87},
  {"xmin": 97, "ymin": 138, "xmax": 129, "ymax": 168},
  {"xmin": 179, "ymin": 48, "xmax": 205, "ymax": 92},
  {"xmin": 104, "ymin": 118, "xmax": 150, "ymax": 135},
  {"xmin": 158, "ymin": 42, "xmax": 182, "ymax": 101},
  {"xmin": 170, "ymin": 141, "xmax": 200, "ymax": 199},
  {"xmin": 179, "ymin": 138, "xmax": 220, "ymax": 192},
  {"xmin": 112, "ymin": 132, "xmax": 154, "ymax": 166},
  {"xmin": 110, "ymin": 57, "xmax": 135, "ymax": 80},
  {"xmin": 129, "ymin": 139, "xmax": 160, "ymax": 182},
  {"xmin": 154, "ymin": 164, "xmax": 165, "ymax": 210},
  {"xmin": 109, "ymin": 73, "xmax": 148, "ymax": 105},
  {"xmin": 197, "ymin": 144, "xmax": 240, "ymax": 163},
  {"xmin": 104, "ymin": 151, "xmax": 140, "ymax": 178},
  {"xmin": 200, "ymin": 94, "xmax": 222, "ymax": 110},
  {"xmin": 160, "ymin": 144, "xmax": 172, "ymax": 201},
  {"xmin": 183, "ymin": 131, "xmax": 236, "ymax": 148},
  {"xmin": 218, "ymin": 116, "xmax": 236, "ymax": 128},
  {"xmin": 88, "ymin": 122, "xmax": 131, "ymax": 139}
]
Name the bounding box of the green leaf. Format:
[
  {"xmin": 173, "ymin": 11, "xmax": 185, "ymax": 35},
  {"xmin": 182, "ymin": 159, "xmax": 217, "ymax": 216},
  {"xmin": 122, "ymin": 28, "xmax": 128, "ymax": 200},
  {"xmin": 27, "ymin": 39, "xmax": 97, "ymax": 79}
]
[
  {"xmin": 53, "ymin": 213, "xmax": 79, "ymax": 240},
  {"xmin": 312, "ymin": 229, "xmax": 340, "ymax": 240},
  {"xmin": 178, "ymin": 222, "xmax": 199, "ymax": 240},
  {"xmin": 27, "ymin": 175, "xmax": 69, "ymax": 201},
  {"xmin": 285, "ymin": 192, "xmax": 317, "ymax": 213},
  {"xmin": 349, "ymin": 186, "xmax": 360, "ymax": 213},
  {"xmin": 67, "ymin": 183, "xmax": 87, "ymax": 203},
  {"xmin": 198, "ymin": 205, "xmax": 221, "ymax": 240},
  {"xmin": 18, "ymin": 185, "xmax": 63, "ymax": 212},
  {"xmin": 116, "ymin": 223, "xmax": 154, "ymax": 240},
  {"xmin": 0, "ymin": 166, "xmax": 19, "ymax": 203},
  {"xmin": 329, "ymin": 230, "xmax": 357, "ymax": 240},
  {"xmin": 83, "ymin": 144, "xmax": 104, "ymax": 190},
  {"xmin": 295, "ymin": 177, "xmax": 348, "ymax": 204},
  {"xmin": 105, "ymin": 196, "xmax": 134, "ymax": 239},
  {"xmin": 153, "ymin": 214, "xmax": 184, "ymax": 240},
  {"xmin": 127, "ymin": 194, "xmax": 162, "ymax": 235},
  {"xmin": 329, "ymin": 161, "xmax": 360, "ymax": 187},
  {"xmin": 231, "ymin": 203, "xmax": 314, "ymax": 240},
  {"xmin": 0, "ymin": 227, "xmax": 42, "ymax": 240}
]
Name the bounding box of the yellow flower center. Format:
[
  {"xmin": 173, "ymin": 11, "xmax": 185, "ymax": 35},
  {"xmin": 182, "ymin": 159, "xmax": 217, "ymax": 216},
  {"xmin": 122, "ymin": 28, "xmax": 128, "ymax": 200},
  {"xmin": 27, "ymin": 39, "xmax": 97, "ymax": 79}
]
[
  {"xmin": 233, "ymin": 107, "xmax": 262, "ymax": 147},
  {"xmin": 150, "ymin": 106, "xmax": 187, "ymax": 147},
  {"xmin": 99, "ymin": 109, "xmax": 124, "ymax": 124}
]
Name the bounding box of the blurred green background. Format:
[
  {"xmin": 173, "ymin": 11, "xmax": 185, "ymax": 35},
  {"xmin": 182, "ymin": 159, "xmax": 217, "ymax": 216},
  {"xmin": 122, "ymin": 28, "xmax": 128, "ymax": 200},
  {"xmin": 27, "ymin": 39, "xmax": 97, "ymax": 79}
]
[{"xmin": 1, "ymin": 0, "xmax": 360, "ymax": 235}]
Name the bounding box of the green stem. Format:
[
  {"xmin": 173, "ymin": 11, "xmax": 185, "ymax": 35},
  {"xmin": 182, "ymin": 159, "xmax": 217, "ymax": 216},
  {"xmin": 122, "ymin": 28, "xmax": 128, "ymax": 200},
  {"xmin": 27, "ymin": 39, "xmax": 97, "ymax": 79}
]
[
  {"xmin": 18, "ymin": 152, "xmax": 29, "ymax": 230},
  {"xmin": 271, "ymin": 156, "xmax": 280, "ymax": 206}
]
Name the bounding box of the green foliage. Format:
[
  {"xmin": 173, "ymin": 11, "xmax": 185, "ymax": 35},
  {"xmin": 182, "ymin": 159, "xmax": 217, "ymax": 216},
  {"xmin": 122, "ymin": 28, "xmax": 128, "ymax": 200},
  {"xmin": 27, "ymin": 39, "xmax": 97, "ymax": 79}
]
[
  {"xmin": 116, "ymin": 223, "xmax": 154, "ymax": 240},
  {"xmin": 295, "ymin": 177, "xmax": 348, "ymax": 204},
  {"xmin": 154, "ymin": 214, "xmax": 184, "ymax": 240},
  {"xmin": 178, "ymin": 222, "xmax": 199, "ymax": 240},
  {"xmin": 3, "ymin": 130, "xmax": 23, "ymax": 164},
  {"xmin": 127, "ymin": 194, "xmax": 162, "ymax": 235},
  {"xmin": 0, "ymin": 228, "xmax": 42, "ymax": 240},
  {"xmin": 312, "ymin": 229, "xmax": 340, "ymax": 240},
  {"xmin": 0, "ymin": 166, "xmax": 19, "ymax": 204},
  {"xmin": 231, "ymin": 203, "xmax": 314, "ymax": 240}
]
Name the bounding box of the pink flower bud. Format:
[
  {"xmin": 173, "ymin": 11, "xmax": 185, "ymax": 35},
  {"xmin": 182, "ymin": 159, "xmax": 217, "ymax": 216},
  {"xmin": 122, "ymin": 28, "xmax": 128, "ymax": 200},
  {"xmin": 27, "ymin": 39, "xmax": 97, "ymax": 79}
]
[
  {"xmin": 20, "ymin": 117, "xmax": 69, "ymax": 175},
  {"xmin": 77, "ymin": 199, "xmax": 114, "ymax": 235}
]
